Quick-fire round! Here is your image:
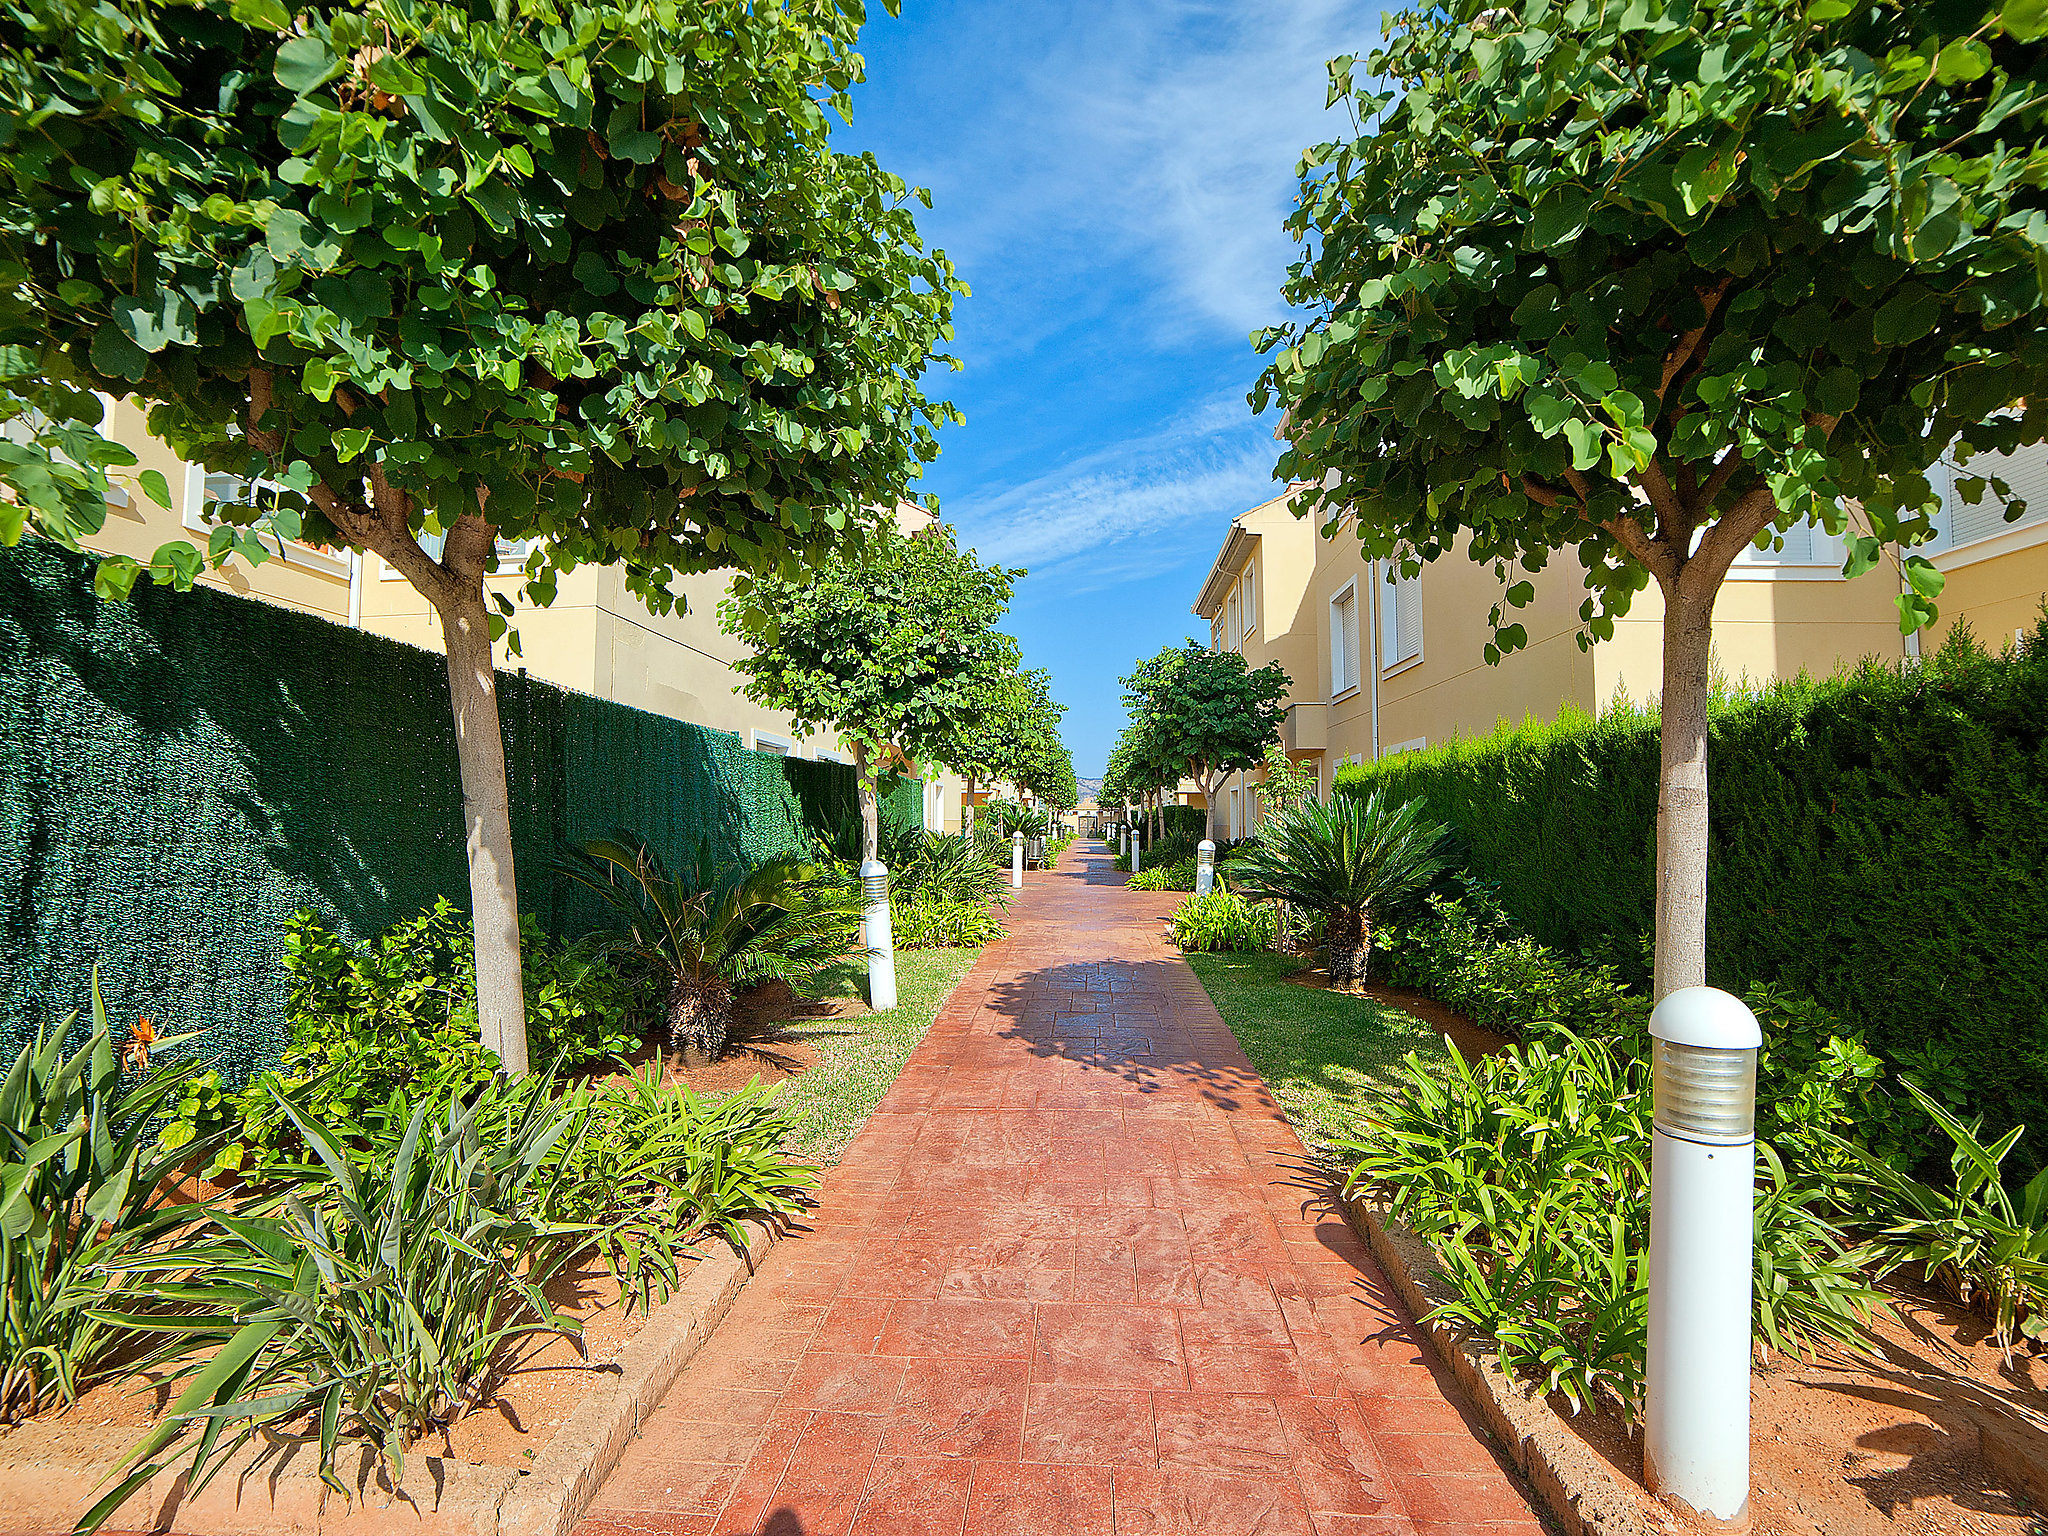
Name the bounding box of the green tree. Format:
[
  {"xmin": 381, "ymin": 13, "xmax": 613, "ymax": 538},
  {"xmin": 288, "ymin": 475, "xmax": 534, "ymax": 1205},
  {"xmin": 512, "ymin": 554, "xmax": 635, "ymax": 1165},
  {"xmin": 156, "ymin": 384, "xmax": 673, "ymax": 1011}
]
[
  {"xmin": 949, "ymin": 665, "xmax": 1067, "ymax": 824},
  {"xmin": 0, "ymin": 0, "xmax": 961, "ymax": 1072},
  {"xmin": 1123, "ymin": 642, "xmax": 1290, "ymax": 844},
  {"xmin": 720, "ymin": 524, "xmax": 1021, "ymax": 863},
  {"xmin": 1255, "ymin": 0, "xmax": 2048, "ymax": 997}
]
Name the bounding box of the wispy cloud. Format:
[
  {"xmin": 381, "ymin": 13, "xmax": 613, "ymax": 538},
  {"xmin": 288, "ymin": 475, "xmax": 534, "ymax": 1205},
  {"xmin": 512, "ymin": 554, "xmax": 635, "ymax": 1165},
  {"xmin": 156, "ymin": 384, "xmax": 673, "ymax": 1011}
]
[
  {"xmin": 949, "ymin": 399, "xmax": 1281, "ymax": 584},
  {"xmin": 906, "ymin": 0, "xmax": 1376, "ymax": 351}
]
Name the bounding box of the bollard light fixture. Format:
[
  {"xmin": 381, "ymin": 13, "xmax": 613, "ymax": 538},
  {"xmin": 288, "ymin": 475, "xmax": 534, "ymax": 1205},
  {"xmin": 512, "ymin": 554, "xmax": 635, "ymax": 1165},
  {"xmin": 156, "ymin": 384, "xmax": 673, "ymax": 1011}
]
[
  {"xmin": 1195, "ymin": 839, "xmax": 1216, "ymax": 896},
  {"xmin": 1010, "ymin": 830, "xmax": 1025, "ymax": 890},
  {"xmin": 1644, "ymin": 985, "xmax": 1761, "ymax": 1527},
  {"xmin": 859, "ymin": 859, "xmax": 897, "ymax": 1012}
]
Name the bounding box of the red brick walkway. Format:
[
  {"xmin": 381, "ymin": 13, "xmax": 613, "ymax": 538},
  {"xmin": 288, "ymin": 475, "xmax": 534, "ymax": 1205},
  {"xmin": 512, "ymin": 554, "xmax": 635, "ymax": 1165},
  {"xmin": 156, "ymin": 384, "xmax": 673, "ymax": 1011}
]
[{"xmin": 578, "ymin": 845, "xmax": 1540, "ymax": 1536}]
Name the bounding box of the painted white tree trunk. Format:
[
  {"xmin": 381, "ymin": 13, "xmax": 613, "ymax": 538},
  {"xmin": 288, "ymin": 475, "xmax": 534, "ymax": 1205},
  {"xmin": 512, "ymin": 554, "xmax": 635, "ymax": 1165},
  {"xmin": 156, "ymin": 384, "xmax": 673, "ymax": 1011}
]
[{"xmin": 852, "ymin": 740, "xmax": 881, "ymax": 863}]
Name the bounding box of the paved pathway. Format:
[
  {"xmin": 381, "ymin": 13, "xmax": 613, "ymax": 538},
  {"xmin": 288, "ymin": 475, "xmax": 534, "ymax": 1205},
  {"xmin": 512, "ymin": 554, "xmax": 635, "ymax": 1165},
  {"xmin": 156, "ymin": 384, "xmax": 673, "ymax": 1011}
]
[{"xmin": 578, "ymin": 846, "xmax": 1541, "ymax": 1536}]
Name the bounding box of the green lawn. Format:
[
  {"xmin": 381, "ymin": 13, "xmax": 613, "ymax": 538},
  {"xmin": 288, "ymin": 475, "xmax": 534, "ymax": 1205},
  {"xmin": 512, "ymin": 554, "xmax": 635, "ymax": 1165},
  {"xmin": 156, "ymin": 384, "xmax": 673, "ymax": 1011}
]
[
  {"xmin": 767, "ymin": 946, "xmax": 980, "ymax": 1166},
  {"xmin": 1185, "ymin": 949, "xmax": 1451, "ymax": 1155}
]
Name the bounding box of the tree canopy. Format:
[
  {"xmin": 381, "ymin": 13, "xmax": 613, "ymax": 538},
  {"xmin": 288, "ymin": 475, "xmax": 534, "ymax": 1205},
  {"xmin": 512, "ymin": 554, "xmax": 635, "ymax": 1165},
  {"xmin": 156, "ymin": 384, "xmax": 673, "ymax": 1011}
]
[
  {"xmin": 0, "ymin": 0, "xmax": 964, "ymax": 1068},
  {"xmin": 720, "ymin": 523, "xmax": 1023, "ymax": 860},
  {"xmin": 1254, "ymin": 0, "xmax": 2048, "ymax": 995},
  {"xmin": 1122, "ymin": 642, "xmax": 1289, "ymax": 842},
  {"xmin": 949, "ymin": 663, "xmax": 1070, "ymax": 808}
]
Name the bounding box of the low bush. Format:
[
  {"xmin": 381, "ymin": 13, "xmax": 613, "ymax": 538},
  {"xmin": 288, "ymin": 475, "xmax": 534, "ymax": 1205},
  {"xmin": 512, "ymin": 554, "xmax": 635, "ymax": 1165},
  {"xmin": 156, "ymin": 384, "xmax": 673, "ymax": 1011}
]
[
  {"xmin": 1, "ymin": 978, "xmax": 217, "ymax": 1423},
  {"xmin": 1171, "ymin": 891, "xmax": 1277, "ymax": 953},
  {"xmin": 92, "ymin": 1067, "xmax": 815, "ymax": 1529},
  {"xmin": 894, "ymin": 830, "xmax": 1009, "ymax": 907},
  {"xmin": 157, "ymin": 899, "xmax": 647, "ymax": 1181},
  {"xmin": 893, "ymin": 894, "xmax": 1007, "ymax": 949},
  {"xmin": 1128, "ymin": 858, "xmax": 1198, "ymax": 892},
  {"xmin": 1345, "ymin": 1033, "xmax": 1887, "ymax": 1419}
]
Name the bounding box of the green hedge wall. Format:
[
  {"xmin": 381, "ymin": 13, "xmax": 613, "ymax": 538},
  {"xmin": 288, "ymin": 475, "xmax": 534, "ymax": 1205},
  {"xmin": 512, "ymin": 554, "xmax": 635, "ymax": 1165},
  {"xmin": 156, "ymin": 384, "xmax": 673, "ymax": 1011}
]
[
  {"xmin": 1335, "ymin": 620, "xmax": 2048, "ymax": 1145},
  {"xmin": 0, "ymin": 541, "xmax": 919, "ymax": 1084}
]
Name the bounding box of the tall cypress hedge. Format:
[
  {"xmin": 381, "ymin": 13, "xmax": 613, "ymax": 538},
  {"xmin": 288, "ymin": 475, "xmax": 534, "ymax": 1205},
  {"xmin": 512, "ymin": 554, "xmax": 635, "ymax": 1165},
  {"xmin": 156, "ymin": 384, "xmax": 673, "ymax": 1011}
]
[
  {"xmin": 0, "ymin": 542, "xmax": 920, "ymax": 1085},
  {"xmin": 1336, "ymin": 618, "xmax": 2048, "ymax": 1144}
]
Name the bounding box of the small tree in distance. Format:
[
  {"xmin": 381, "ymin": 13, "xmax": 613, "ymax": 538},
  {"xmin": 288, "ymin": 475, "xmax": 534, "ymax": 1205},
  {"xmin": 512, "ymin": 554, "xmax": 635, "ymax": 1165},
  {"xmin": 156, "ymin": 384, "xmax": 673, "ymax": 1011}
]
[
  {"xmin": 1123, "ymin": 642, "xmax": 1290, "ymax": 845},
  {"xmin": 721, "ymin": 524, "xmax": 1023, "ymax": 865},
  {"xmin": 1, "ymin": 0, "xmax": 962, "ymax": 1074},
  {"xmin": 1256, "ymin": 0, "xmax": 2048, "ymax": 998}
]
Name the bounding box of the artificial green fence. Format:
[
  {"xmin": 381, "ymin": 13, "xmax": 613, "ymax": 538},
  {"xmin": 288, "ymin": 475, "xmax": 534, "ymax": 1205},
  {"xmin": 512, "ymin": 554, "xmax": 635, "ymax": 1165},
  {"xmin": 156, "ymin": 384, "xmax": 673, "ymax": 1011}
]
[
  {"xmin": 0, "ymin": 541, "xmax": 919, "ymax": 1085},
  {"xmin": 1335, "ymin": 620, "xmax": 2048, "ymax": 1148}
]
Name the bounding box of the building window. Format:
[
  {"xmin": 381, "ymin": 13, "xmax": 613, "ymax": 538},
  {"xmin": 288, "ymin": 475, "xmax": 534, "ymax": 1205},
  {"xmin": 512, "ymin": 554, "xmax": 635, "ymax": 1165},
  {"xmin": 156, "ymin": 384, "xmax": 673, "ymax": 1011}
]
[
  {"xmin": 1732, "ymin": 513, "xmax": 1847, "ymax": 569},
  {"xmin": 1380, "ymin": 564, "xmax": 1422, "ymax": 670},
  {"xmin": 1228, "ymin": 786, "xmax": 1240, "ymax": 840},
  {"xmin": 1241, "ymin": 562, "xmax": 1256, "ymax": 637},
  {"xmin": 1330, "ymin": 581, "xmax": 1360, "ymax": 697},
  {"xmin": 186, "ymin": 469, "xmax": 349, "ymax": 577},
  {"xmin": 751, "ymin": 731, "xmax": 792, "ymax": 755},
  {"xmin": 1929, "ymin": 441, "xmax": 2048, "ymax": 554}
]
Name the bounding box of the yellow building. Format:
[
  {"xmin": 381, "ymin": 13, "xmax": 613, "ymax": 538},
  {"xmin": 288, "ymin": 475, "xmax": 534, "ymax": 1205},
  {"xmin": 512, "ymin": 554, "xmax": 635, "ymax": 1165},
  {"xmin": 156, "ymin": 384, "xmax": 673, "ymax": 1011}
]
[
  {"xmin": 1195, "ymin": 454, "xmax": 2048, "ymax": 836},
  {"xmin": 71, "ymin": 398, "xmax": 975, "ymax": 833}
]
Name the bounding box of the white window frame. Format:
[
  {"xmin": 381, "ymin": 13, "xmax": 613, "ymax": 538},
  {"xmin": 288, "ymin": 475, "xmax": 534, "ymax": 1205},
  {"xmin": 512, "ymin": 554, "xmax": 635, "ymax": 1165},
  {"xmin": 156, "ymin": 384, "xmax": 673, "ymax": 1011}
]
[
  {"xmin": 1925, "ymin": 443, "xmax": 2048, "ymax": 570},
  {"xmin": 183, "ymin": 466, "xmax": 350, "ymax": 578},
  {"xmin": 1380, "ymin": 564, "xmax": 1423, "ymax": 675},
  {"xmin": 750, "ymin": 730, "xmax": 793, "ymax": 756},
  {"xmin": 1726, "ymin": 513, "xmax": 1849, "ymax": 582},
  {"xmin": 811, "ymin": 746, "xmax": 849, "ymax": 764},
  {"xmin": 1330, "ymin": 578, "xmax": 1361, "ymax": 700},
  {"xmin": 1241, "ymin": 562, "xmax": 1257, "ymax": 638},
  {"xmin": 1386, "ymin": 736, "xmax": 1429, "ymax": 756},
  {"xmin": 378, "ymin": 528, "xmax": 540, "ymax": 581}
]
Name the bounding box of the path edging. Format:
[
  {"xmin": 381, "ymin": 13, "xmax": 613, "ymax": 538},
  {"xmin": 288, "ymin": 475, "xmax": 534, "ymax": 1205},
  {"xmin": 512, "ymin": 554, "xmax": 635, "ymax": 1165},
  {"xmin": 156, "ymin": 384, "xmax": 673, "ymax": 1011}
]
[
  {"xmin": 496, "ymin": 1218, "xmax": 777, "ymax": 1536},
  {"xmin": 1340, "ymin": 1190, "xmax": 1659, "ymax": 1536},
  {"xmin": 0, "ymin": 1223, "xmax": 775, "ymax": 1536}
]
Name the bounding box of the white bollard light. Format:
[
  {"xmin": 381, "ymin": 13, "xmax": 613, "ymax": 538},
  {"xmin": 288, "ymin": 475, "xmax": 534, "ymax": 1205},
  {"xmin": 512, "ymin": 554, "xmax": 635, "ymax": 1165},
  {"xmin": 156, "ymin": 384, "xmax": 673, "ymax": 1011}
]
[
  {"xmin": 1195, "ymin": 839, "xmax": 1216, "ymax": 896},
  {"xmin": 860, "ymin": 859, "xmax": 897, "ymax": 1012},
  {"xmin": 1130, "ymin": 828, "xmax": 1141, "ymax": 874},
  {"xmin": 1645, "ymin": 985, "xmax": 1761, "ymax": 1526},
  {"xmin": 1011, "ymin": 831, "xmax": 1024, "ymax": 889}
]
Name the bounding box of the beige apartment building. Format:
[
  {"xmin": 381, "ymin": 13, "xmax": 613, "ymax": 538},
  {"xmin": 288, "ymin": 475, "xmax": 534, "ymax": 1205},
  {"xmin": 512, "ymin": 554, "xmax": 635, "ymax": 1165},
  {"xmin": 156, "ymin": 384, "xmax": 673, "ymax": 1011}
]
[
  {"xmin": 1194, "ymin": 449, "xmax": 2048, "ymax": 839},
  {"xmin": 67, "ymin": 397, "xmax": 973, "ymax": 833}
]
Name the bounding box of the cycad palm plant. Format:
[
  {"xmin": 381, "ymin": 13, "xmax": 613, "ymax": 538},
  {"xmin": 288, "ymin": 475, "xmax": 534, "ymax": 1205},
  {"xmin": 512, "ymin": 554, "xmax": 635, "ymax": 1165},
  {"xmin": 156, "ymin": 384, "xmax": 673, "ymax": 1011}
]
[
  {"xmin": 1230, "ymin": 790, "xmax": 1449, "ymax": 989},
  {"xmin": 556, "ymin": 838, "xmax": 863, "ymax": 1061}
]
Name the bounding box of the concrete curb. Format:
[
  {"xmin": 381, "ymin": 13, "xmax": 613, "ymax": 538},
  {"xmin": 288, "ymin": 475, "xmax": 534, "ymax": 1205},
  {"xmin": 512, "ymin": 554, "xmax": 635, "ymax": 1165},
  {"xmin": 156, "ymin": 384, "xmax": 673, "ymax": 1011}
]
[
  {"xmin": 0, "ymin": 1222, "xmax": 777, "ymax": 1536},
  {"xmin": 1340, "ymin": 1190, "xmax": 1663, "ymax": 1536}
]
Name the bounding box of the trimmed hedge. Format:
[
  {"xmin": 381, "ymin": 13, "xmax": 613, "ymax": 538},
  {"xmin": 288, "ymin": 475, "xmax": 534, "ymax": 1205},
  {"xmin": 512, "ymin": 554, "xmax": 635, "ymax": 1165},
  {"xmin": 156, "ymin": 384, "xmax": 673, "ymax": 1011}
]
[
  {"xmin": 1336, "ymin": 619, "xmax": 2048, "ymax": 1150},
  {"xmin": 0, "ymin": 540, "xmax": 921, "ymax": 1086}
]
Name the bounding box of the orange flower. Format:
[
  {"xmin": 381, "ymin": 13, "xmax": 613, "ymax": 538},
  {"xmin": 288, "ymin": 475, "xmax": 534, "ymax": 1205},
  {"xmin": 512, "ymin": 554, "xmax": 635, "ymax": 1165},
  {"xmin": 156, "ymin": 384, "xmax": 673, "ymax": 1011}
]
[{"xmin": 122, "ymin": 1017, "xmax": 156, "ymax": 1072}]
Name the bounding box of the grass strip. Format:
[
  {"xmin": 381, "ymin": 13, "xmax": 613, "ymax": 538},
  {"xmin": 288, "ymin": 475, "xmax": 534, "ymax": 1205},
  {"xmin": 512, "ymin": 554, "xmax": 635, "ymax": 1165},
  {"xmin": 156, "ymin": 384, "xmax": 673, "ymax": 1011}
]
[
  {"xmin": 771, "ymin": 946, "xmax": 980, "ymax": 1165},
  {"xmin": 1184, "ymin": 949, "xmax": 1451, "ymax": 1154}
]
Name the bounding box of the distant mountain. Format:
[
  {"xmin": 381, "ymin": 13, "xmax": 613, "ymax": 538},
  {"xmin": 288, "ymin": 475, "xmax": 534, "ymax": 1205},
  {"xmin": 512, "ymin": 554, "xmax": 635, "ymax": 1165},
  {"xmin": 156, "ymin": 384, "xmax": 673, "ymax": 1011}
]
[{"xmin": 1075, "ymin": 775, "xmax": 1104, "ymax": 805}]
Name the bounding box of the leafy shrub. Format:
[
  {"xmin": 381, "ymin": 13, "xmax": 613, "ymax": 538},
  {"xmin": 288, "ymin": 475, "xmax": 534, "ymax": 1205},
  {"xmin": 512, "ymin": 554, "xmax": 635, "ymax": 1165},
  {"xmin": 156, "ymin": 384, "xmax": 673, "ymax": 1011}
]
[
  {"xmin": 157, "ymin": 900, "xmax": 646, "ymax": 1180},
  {"xmin": 1844, "ymin": 1078, "xmax": 2048, "ymax": 1359},
  {"xmin": 1, "ymin": 977, "xmax": 218, "ymax": 1423},
  {"xmin": 538, "ymin": 1068, "xmax": 816, "ymax": 1306},
  {"xmin": 1128, "ymin": 858, "xmax": 1198, "ymax": 892},
  {"xmin": 894, "ymin": 830, "xmax": 1009, "ymax": 907},
  {"xmin": 1337, "ymin": 618, "xmax": 2048, "ymax": 1169},
  {"xmin": 1171, "ymin": 891, "xmax": 1277, "ymax": 953},
  {"xmin": 1345, "ymin": 1033, "xmax": 1886, "ymax": 1418},
  {"xmin": 1160, "ymin": 804, "xmax": 1207, "ymax": 842},
  {"xmin": 95, "ymin": 1082, "xmax": 595, "ymax": 1525},
  {"xmin": 557, "ymin": 839, "xmax": 863, "ymax": 1060},
  {"xmin": 893, "ymin": 895, "xmax": 1007, "ymax": 949}
]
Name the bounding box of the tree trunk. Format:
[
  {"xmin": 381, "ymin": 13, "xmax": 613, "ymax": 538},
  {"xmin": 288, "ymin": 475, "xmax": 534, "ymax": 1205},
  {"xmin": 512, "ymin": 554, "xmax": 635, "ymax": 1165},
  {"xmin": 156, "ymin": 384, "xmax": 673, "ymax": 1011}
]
[
  {"xmin": 963, "ymin": 773, "xmax": 976, "ymax": 835},
  {"xmin": 430, "ymin": 577, "xmax": 529, "ymax": 1077},
  {"xmin": 1326, "ymin": 905, "xmax": 1370, "ymax": 991},
  {"xmin": 1196, "ymin": 765, "xmax": 1219, "ymax": 844},
  {"xmin": 852, "ymin": 740, "xmax": 881, "ymax": 863},
  {"xmin": 1653, "ymin": 582, "xmax": 1716, "ymax": 1000}
]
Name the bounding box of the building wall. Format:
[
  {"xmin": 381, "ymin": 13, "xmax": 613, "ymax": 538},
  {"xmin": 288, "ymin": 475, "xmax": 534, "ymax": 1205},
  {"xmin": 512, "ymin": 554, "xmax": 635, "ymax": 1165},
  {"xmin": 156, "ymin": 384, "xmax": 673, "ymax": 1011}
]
[{"xmin": 1188, "ymin": 450, "xmax": 2048, "ymax": 838}]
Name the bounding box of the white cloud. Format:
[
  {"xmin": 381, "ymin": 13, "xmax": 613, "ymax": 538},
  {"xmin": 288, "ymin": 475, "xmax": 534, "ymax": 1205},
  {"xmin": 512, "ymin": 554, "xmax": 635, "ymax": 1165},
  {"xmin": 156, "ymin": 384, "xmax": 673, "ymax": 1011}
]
[
  {"xmin": 923, "ymin": 0, "xmax": 1377, "ymax": 348},
  {"xmin": 948, "ymin": 402, "xmax": 1281, "ymax": 581}
]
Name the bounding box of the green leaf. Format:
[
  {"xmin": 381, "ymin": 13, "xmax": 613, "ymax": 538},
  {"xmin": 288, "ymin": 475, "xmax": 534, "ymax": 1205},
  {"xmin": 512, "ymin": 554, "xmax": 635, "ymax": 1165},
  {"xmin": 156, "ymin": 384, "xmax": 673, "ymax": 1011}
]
[
  {"xmin": 1562, "ymin": 419, "xmax": 1604, "ymax": 470},
  {"xmin": 139, "ymin": 469, "xmax": 172, "ymax": 509},
  {"xmin": 93, "ymin": 554, "xmax": 142, "ymax": 601},
  {"xmin": 2003, "ymin": 0, "xmax": 2048, "ymax": 41},
  {"xmin": 229, "ymin": 0, "xmax": 290, "ymax": 28},
  {"xmin": 88, "ymin": 322, "xmax": 150, "ymax": 382},
  {"xmin": 274, "ymin": 34, "xmax": 340, "ymax": 93}
]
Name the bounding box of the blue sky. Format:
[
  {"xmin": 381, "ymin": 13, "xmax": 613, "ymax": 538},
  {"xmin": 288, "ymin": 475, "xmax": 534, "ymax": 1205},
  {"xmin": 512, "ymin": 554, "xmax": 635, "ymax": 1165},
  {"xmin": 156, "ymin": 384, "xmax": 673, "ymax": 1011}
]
[{"xmin": 833, "ymin": 0, "xmax": 1378, "ymax": 778}]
